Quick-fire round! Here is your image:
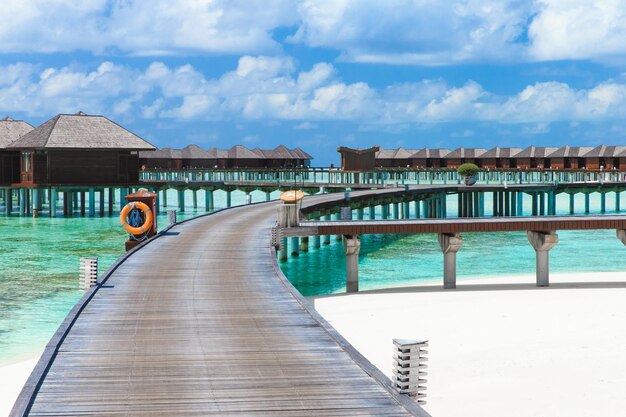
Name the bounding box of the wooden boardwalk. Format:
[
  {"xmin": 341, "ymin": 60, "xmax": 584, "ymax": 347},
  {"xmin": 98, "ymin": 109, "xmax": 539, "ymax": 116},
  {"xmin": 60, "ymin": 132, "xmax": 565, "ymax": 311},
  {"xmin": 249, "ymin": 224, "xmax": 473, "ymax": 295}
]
[
  {"xmin": 286, "ymin": 215, "xmax": 626, "ymax": 236},
  {"xmin": 12, "ymin": 202, "xmax": 427, "ymax": 416}
]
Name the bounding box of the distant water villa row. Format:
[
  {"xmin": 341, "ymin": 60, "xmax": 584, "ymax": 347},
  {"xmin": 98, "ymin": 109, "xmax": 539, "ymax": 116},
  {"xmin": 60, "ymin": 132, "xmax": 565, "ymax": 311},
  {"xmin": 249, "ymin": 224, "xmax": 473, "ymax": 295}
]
[
  {"xmin": 0, "ymin": 112, "xmax": 313, "ymax": 188},
  {"xmin": 338, "ymin": 145, "xmax": 626, "ymax": 170},
  {"xmin": 138, "ymin": 145, "xmax": 313, "ymax": 170}
]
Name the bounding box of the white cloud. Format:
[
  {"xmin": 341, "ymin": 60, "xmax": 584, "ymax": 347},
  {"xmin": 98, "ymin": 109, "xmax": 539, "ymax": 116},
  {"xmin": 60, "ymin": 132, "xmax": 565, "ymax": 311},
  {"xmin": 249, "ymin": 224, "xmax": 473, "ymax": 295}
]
[
  {"xmin": 0, "ymin": 0, "xmax": 297, "ymax": 55},
  {"xmin": 528, "ymin": 1, "xmax": 626, "ymax": 61},
  {"xmin": 5, "ymin": 57, "xmax": 626, "ymax": 127},
  {"xmin": 291, "ymin": 1, "xmax": 626, "ymax": 65},
  {"xmin": 3, "ymin": 1, "xmax": 626, "ymax": 65},
  {"xmin": 292, "ymin": 0, "xmax": 532, "ymax": 65}
]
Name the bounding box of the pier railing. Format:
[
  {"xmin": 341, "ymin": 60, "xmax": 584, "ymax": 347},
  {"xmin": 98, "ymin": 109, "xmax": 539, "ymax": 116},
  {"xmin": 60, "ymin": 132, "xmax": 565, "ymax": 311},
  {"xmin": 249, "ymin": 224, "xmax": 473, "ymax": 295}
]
[{"xmin": 139, "ymin": 167, "xmax": 626, "ymax": 186}]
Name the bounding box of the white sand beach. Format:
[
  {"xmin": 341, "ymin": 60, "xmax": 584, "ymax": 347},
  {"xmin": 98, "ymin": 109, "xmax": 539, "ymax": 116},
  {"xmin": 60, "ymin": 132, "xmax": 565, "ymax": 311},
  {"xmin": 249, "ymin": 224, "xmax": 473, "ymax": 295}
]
[
  {"xmin": 0, "ymin": 356, "xmax": 39, "ymax": 417},
  {"xmin": 312, "ymin": 272, "xmax": 626, "ymax": 417}
]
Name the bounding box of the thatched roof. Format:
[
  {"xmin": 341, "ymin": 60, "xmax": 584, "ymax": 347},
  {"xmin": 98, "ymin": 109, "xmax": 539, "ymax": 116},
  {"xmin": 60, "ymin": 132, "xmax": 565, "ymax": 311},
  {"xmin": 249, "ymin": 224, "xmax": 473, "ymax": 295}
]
[
  {"xmin": 228, "ymin": 145, "xmax": 262, "ymax": 159},
  {"xmin": 375, "ymin": 148, "xmax": 396, "ymax": 159},
  {"xmin": 291, "ymin": 147, "xmax": 314, "ymax": 160},
  {"xmin": 445, "ymin": 147, "xmax": 486, "ymax": 158},
  {"xmin": 393, "ymin": 148, "xmax": 417, "ymax": 159},
  {"xmin": 337, "ymin": 146, "xmax": 379, "ymax": 155},
  {"xmin": 583, "ymin": 145, "xmax": 626, "ymax": 158},
  {"xmin": 138, "ymin": 148, "xmax": 181, "ymax": 159},
  {"xmin": 480, "ymin": 147, "xmax": 523, "ymax": 158},
  {"xmin": 0, "ymin": 117, "xmax": 33, "ymax": 149},
  {"xmin": 410, "ymin": 148, "xmax": 451, "ymax": 158},
  {"xmin": 251, "ymin": 148, "xmax": 267, "ymax": 158},
  {"xmin": 246, "ymin": 146, "xmax": 313, "ymax": 160},
  {"xmin": 180, "ymin": 144, "xmax": 211, "ymax": 159},
  {"xmin": 548, "ymin": 146, "xmax": 593, "ymax": 158},
  {"xmin": 7, "ymin": 112, "xmax": 155, "ymax": 151},
  {"xmin": 207, "ymin": 148, "xmax": 229, "ymax": 159},
  {"xmin": 515, "ymin": 146, "xmax": 558, "ymax": 158},
  {"xmin": 376, "ymin": 148, "xmax": 418, "ymax": 159},
  {"xmin": 267, "ymin": 145, "xmax": 296, "ymax": 159}
]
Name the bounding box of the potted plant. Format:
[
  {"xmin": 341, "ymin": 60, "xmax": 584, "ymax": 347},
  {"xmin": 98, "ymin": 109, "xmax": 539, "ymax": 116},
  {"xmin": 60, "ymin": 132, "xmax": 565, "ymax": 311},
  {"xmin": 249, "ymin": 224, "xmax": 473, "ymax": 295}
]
[{"xmin": 457, "ymin": 163, "xmax": 480, "ymax": 186}]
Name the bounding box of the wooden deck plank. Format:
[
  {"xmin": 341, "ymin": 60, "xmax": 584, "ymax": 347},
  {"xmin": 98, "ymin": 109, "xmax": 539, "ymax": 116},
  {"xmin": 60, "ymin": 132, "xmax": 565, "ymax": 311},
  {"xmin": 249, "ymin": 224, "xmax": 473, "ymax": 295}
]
[{"xmin": 14, "ymin": 203, "xmax": 427, "ymax": 416}]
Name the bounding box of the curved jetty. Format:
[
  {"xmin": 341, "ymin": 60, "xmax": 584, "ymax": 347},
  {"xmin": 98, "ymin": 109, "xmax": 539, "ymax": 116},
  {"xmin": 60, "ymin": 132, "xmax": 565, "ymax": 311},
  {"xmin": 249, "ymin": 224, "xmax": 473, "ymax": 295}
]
[{"xmin": 11, "ymin": 201, "xmax": 427, "ymax": 416}]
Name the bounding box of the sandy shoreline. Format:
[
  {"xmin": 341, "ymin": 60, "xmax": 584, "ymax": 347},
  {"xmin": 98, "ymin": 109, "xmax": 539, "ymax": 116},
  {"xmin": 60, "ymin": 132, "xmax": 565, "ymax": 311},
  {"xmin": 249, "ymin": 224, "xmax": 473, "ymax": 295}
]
[
  {"xmin": 0, "ymin": 355, "xmax": 40, "ymax": 417},
  {"xmin": 312, "ymin": 272, "xmax": 626, "ymax": 417}
]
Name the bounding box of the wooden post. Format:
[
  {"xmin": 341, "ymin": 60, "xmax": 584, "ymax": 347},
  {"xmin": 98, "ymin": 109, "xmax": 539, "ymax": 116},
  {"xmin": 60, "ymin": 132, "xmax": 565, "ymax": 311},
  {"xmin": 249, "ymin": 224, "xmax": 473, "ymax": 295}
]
[
  {"xmin": 3, "ymin": 187, "xmax": 10, "ymax": 215},
  {"xmin": 290, "ymin": 237, "xmax": 299, "ymax": 257},
  {"xmin": 19, "ymin": 188, "xmax": 25, "ymax": 215},
  {"xmin": 323, "ymin": 214, "xmax": 331, "ymax": 245},
  {"xmin": 600, "ymin": 192, "xmax": 606, "ymax": 213},
  {"xmin": 177, "ymin": 189, "xmax": 185, "ymax": 212},
  {"xmin": 300, "ymin": 236, "xmax": 309, "ymax": 253},
  {"xmin": 99, "ymin": 189, "xmax": 105, "ymax": 216},
  {"xmin": 50, "ymin": 188, "xmax": 57, "ymax": 217},
  {"xmin": 88, "ymin": 188, "xmax": 95, "ymax": 217},
  {"xmin": 108, "ymin": 188, "xmax": 114, "ymax": 215},
  {"xmin": 31, "ymin": 188, "xmax": 39, "ymax": 217},
  {"xmin": 334, "ymin": 212, "xmax": 343, "ymax": 241}
]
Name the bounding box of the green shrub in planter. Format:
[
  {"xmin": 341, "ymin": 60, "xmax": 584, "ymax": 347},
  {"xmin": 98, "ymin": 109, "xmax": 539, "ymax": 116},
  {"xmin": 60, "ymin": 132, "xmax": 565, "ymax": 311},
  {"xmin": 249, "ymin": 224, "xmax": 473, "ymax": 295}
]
[{"xmin": 457, "ymin": 163, "xmax": 480, "ymax": 177}]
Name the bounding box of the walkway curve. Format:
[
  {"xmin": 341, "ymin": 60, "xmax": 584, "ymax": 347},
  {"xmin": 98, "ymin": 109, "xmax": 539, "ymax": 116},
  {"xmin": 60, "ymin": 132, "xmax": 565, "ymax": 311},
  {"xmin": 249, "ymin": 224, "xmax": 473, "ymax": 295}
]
[{"xmin": 11, "ymin": 199, "xmax": 428, "ymax": 416}]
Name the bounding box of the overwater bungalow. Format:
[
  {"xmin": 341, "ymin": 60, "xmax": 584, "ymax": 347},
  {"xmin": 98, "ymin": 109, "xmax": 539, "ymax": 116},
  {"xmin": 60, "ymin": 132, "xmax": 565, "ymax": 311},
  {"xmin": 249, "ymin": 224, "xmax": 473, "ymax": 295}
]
[
  {"xmin": 410, "ymin": 148, "xmax": 450, "ymax": 168},
  {"xmin": 0, "ymin": 117, "xmax": 32, "ymax": 185},
  {"xmin": 180, "ymin": 145, "xmax": 213, "ymax": 169},
  {"xmin": 337, "ymin": 146, "xmax": 379, "ymax": 171},
  {"xmin": 515, "ymin": 146, "xmax": 559, "ymax": 169},
  {"xmin": 227, "ymin": 145, "xmax": 265, "ymax": 168},
  {"xmin": 582, "ymin": 145, "xmax": 626, "ymax": 169},
  {"xmin": 444, "ymin": 147, "xmax": 487, "ymax": 168},
  {"xmin": 375, "ymin": 147, "xmax": 417, "ymax": 168},
  {"xmin": 138, "ymin": 144, "xmax": 313, "ymax": 170},
  {"xmin": 548, "ymin": 146, "xmax": 593, "ymax": 169},
  {"xmin": 479, "ymin": 147, "xmax": 523, "ymax": 169},
  {"xmin": 7, "ymin": 112, "xmax": 155, "ymax": 185},
  {"xmin": 139, "ymin": 148, "xmax": 182, "ymax": 170}
]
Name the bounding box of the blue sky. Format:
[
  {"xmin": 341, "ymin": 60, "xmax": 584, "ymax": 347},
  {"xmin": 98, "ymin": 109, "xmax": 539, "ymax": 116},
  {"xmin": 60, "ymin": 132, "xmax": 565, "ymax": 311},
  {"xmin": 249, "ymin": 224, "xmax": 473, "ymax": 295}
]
[{"xmin": 2, "ymin": 1, "xmax": 626, "ymax": 165}]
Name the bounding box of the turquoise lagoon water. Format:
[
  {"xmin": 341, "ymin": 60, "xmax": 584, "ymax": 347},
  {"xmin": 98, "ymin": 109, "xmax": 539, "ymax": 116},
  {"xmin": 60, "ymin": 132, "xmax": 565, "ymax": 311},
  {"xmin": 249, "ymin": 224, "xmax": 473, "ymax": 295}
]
[
  {"xmin": 1, "ymin": 189, "xmax": 625, "ymax": 365},
  {"xmin": 0, "ymin": 189, "xmax": 278, "ymax": 365}
]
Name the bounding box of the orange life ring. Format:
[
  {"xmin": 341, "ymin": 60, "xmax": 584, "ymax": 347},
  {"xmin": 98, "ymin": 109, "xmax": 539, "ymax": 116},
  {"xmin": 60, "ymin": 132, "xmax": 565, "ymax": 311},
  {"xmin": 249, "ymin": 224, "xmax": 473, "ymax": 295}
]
[{"xmin": 120, "ymin": 201, "xmax": 153, "ymax": 236}]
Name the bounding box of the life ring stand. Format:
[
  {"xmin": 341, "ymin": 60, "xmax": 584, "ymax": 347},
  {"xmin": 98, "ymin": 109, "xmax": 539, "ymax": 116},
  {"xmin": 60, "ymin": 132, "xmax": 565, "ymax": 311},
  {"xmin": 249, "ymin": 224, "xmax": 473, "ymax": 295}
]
[{"xmin": 120, "ymin": 201, "xmax": 153, "ymax": 236}]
